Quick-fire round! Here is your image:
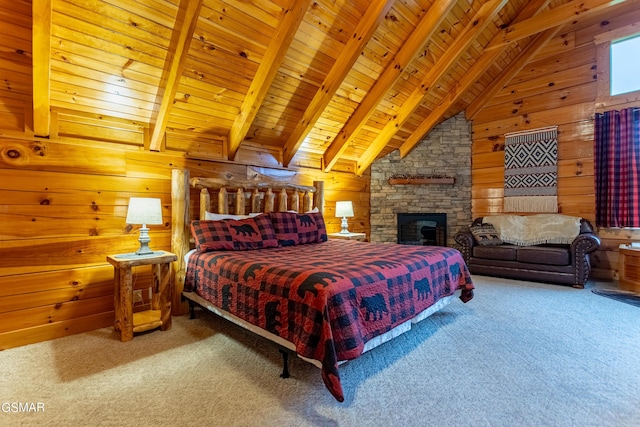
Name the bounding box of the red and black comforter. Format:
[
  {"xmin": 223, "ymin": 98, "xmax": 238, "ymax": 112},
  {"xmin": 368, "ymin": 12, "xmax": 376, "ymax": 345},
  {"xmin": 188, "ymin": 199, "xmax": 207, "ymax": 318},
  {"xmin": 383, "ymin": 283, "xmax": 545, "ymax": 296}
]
[{"xmin": 184, "ymin": 239, "xmax": 474, "ymax": 401}]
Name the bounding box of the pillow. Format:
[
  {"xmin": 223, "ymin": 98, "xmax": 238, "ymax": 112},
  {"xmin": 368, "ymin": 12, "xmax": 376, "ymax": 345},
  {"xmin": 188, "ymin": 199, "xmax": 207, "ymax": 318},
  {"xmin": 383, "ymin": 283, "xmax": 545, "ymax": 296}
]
[
  {"xmin": 204, "ymin": 212, "xmax": 250, "ymax": 221},
  {"xmin": 269, "ymin": 212, "xmax": 301, "ymax": 246},
  {"xmin": 299, "ymin": 211, "xmax": 327, "ymax": 244},
  {"xmin": 470, "ymin": 223, "xmax": 503, "ymax": 246},
  {"xmin": 269, "ymin": 211, "xmax": 328, "ymax": 246},
  {"xmin": 286, "ymin": 207, "xmax": 319, "ymax": 213},
  {"xmin": 190, "ymin": 214, "xmax": 278, "ymax": 251}
]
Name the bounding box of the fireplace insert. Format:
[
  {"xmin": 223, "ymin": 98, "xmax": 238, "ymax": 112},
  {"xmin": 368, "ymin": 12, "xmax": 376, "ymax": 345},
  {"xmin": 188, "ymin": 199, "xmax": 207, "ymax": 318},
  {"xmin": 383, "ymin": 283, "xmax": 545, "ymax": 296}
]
[{"xmin": 397, "ymin": 213, "xmax": 447, "ymax": 246}]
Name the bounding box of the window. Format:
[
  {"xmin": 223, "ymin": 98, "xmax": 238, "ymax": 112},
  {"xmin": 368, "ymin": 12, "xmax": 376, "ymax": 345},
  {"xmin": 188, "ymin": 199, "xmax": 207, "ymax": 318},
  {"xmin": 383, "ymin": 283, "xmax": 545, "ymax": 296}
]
[
  {"xmin": 594, "ymin": 27, "xmax": 640, "ymax": 112},
  {"xmin": 594, "ymin": 27, "xmax": 640, "ymax": 228},
  {"xmin": 611, "ymin": 35, "xmax": 640, "ymax": 96}
]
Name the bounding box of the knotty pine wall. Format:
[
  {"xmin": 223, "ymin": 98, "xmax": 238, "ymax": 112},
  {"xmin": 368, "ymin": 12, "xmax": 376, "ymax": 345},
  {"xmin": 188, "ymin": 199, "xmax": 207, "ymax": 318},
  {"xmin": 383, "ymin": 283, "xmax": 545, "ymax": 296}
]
[
  {"xmin": 0, "ymin": 132, "xmax": 370, "ymax": 350},
  {"xmin": 470, "ymin": 5, "xmax": 640, "ymax": 281}
]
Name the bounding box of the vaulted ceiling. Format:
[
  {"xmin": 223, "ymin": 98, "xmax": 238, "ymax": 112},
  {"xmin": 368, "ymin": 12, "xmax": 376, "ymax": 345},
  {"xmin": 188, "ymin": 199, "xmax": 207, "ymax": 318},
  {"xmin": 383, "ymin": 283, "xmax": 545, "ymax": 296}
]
[{"xmin": 7, "ymin": 0, "xmax": 631, "ymax": 175}]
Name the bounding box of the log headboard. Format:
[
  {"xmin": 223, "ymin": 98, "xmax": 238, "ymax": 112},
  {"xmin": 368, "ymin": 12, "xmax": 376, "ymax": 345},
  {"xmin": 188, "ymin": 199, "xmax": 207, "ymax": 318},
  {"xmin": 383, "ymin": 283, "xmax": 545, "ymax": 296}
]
[{"xmin": 170, "ymin": 169, "xmax": 325, "ymax": 314}]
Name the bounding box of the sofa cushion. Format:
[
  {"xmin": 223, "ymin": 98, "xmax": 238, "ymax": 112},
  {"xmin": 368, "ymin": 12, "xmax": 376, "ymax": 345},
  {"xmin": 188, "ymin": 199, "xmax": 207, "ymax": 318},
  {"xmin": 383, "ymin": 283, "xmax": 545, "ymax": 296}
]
[
  {"xmin": 470, "ymin": 223, "xmax": 503, "ymax": 246},
  {"xmin": 516, "ymin": 245, "xmax": 570, "ymax": 266},
  {"xmin": 473, "ymin": 245, "xmax": 517, "ymax": 261}
]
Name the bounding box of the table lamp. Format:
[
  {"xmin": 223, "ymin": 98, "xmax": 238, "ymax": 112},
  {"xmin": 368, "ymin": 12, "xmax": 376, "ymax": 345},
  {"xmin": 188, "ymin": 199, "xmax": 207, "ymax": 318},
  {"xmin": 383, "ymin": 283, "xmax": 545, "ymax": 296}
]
[
  {"xmin": 125, "ymin": 197, "xmax": 163, "ymax": 256},
  {"xmin": 335, "ymin": 201, "xmax": 354, "ymax": 234}
]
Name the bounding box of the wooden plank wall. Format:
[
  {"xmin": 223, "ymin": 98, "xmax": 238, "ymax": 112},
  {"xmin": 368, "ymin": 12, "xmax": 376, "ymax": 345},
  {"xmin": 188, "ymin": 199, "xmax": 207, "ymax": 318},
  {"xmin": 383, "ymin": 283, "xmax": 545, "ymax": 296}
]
[
  {"xmin": 0, "ymin": 136, "xmax": 369, "ymax": 350},
  {"xmin": 0, "ymin": 0, "xmax": 370, "ymax": 350},
  {"xmin": 470, "ymin": 4, "xmax": 640, "ymax": 281}
]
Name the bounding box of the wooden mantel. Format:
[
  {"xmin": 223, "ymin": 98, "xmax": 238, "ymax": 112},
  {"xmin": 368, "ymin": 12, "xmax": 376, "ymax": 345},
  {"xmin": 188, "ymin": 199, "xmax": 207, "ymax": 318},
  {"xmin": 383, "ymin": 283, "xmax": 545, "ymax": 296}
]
[{"xmin": 388, "ymin": 176, "xmax": 456, "ymax": 185}]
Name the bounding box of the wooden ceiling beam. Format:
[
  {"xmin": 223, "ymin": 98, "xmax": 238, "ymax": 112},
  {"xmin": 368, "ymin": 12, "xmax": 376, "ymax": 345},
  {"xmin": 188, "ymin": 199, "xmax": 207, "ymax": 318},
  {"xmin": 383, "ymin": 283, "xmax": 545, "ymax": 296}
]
[
  {"xmin": 281, "ymin": 0, "xmax": 395, "ymax": 167},
  {"xmin": 399, "ymin": 0, "xmax": 552, "ymax": 157},
  {"xmin": 401, "ymin": 27, "xmax": 560, "ymax": 158},
  {"xmin": 147, "ymin": 0, "xmax": 202, "ymax": 152},
  {"xmin": 227, "ymin": 1, "xmax": 310, "ymax": 161},
  {"xmin": 321, "ymin": 0, "xmax": 458, "ymax": 173},
  {"xmin": 466, "ymin": 28, "xmax": 563, "ymax": 121},
  {"xmin": 486, "ymin": 0, "xmax": 628, "ymax": 51},
  {"xmin": 355, "ymin": 0, "xmax": 508, "ymax": 176},
  {"xmin": 466, "ymin": 0, "xmax": 626, "ymax": 120},
  {"xmin": 32, "ymin": 0, "xmax": 52, "ymax": 138}
]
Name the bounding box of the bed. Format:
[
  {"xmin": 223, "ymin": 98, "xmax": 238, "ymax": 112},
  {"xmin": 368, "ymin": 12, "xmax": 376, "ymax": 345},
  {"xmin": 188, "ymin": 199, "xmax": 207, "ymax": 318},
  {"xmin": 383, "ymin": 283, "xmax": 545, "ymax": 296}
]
[{"xmin": 170, "ymin": 169, "xmax": 474, "ymax": 402}]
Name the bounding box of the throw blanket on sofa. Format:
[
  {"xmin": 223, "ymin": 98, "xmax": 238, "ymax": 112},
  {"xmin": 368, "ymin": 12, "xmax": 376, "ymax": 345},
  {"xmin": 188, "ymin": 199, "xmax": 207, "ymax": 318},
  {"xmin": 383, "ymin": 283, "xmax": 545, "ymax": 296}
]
[{"xmin": 483, "ymin": 214, "xmax": 581, "ymax": 246}]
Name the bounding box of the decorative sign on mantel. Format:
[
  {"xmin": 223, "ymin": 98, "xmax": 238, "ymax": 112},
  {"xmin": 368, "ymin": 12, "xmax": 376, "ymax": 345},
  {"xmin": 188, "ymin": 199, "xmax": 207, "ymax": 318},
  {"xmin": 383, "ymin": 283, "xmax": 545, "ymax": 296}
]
[{"xmin": 388, "ymin": 174, "xmax": 456, "ymax": 185}]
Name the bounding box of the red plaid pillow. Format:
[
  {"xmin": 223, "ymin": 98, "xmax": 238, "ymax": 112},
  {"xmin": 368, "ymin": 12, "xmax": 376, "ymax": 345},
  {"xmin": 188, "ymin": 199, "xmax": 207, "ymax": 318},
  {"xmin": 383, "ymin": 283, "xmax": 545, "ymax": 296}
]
[
  {"xmin": 298, "ymin": 212, "xmax": 327, "ymax": 244},
  {"xmin": 269, "ymin": 212, "xmax": 300, "ymax": 246},
  {"xmin": 191, "ymin": 214, "xmax": 278, "ymax": 251},
  {"xmin": 269, "ymin": 211, "xmax": 327, "ymax": 246}
]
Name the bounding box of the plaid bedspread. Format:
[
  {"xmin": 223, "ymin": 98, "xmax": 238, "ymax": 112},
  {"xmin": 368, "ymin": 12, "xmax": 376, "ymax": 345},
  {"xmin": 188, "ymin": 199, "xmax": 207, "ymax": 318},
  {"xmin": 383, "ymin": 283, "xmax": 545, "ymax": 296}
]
[{"xmin": 184, "ymin": 240, "xmax": 474, "ymax": 402}]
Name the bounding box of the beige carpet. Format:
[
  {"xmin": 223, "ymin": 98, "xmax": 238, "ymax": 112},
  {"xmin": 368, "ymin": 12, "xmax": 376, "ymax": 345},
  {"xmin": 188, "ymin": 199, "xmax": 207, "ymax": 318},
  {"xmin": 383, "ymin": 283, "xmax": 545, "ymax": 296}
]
[{"xmin": 1, "ymin": 276, "xmax": 639, "ymax": 427}]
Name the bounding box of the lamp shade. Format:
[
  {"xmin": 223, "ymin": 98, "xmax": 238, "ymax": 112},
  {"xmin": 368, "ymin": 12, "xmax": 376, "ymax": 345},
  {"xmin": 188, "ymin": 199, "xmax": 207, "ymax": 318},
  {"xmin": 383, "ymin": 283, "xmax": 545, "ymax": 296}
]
[
  {"xmin": 126, "ymin": 197, "xmax": 163, "ymax": 225},
  {"xmin": 335, "ymin": 201, "xmax": 354, "ymax": 218}
]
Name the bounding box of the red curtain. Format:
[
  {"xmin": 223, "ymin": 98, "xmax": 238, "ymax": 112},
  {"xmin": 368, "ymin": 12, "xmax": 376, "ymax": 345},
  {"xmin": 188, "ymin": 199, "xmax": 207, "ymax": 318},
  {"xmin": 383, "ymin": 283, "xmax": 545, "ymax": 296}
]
[{"xmin": 594, "ymin": 107, "xmax": 640, "ymax": 227}]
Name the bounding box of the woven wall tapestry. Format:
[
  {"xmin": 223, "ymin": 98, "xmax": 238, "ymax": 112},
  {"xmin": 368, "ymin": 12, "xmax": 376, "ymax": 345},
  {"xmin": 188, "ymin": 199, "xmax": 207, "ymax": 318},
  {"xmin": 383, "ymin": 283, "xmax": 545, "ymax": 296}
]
[{"xmin": 504, "ymin": 126, "xmax": 558, "ymax": 213}]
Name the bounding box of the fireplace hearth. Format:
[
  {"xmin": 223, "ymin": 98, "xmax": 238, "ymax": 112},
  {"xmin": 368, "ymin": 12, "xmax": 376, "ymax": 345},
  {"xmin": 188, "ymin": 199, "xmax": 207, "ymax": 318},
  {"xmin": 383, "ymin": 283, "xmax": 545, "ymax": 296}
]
[{"xmin": 397, "ymin": 213, "xmax": 447, "ymax": 246}]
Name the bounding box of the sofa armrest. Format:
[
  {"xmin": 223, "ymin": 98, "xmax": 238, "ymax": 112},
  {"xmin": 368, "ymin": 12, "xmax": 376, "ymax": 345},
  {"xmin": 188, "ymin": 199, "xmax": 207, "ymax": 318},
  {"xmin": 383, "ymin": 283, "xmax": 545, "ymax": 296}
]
[
  {"xmin": 571, "ymin": 233, "xmax": 601, "ymax": 258},
  {"xmin": 570, "ymin": 232, "xmax": 601, "ymax": 287},
  {"xmin": 454, "ymin": 231, "xmax": 476, "ymax": 264}
]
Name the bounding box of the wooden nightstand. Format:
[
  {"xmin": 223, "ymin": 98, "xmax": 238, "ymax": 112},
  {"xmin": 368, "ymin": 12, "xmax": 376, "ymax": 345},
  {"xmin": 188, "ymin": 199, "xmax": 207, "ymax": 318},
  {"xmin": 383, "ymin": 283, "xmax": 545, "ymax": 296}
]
[
  {"xmin": 107, "ymin": 250, "xmax": 178, "ymax": 342},
  {"xmin": 618, "ymin": 244, "xmax": 640, "ymax": 293},
  {"xmin": 328, "ymin": 232, "xmax": 367, "ymax": 242}
]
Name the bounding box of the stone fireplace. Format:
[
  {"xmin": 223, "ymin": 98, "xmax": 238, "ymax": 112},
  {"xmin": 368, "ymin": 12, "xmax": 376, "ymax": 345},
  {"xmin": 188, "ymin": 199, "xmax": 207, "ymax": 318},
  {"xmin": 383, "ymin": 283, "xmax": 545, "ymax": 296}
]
[{"xmin": 369, "ymin": 113, "xmax": 472, "ymax": 247}]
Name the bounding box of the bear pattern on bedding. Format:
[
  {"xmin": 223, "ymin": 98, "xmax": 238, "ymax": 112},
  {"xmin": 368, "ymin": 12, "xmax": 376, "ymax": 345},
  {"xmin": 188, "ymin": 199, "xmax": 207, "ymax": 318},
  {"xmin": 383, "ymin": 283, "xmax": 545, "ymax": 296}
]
[{"xmin": 184, "ymin": 239, "xmax": 474, "ymax": 402}]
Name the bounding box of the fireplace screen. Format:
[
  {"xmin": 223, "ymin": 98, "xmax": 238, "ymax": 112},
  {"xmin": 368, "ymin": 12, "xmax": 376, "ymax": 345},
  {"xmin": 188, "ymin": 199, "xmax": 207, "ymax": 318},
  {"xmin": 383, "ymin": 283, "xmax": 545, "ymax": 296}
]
[{"xmin": 397, "ymin": 213, "xmax": 447, "ymax": 246}]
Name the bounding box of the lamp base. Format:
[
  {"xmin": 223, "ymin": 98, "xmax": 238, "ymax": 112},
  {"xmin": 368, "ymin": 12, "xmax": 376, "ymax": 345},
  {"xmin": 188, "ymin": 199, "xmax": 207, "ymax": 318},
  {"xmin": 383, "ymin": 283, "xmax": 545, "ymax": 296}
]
[
  {"xmin": 339, "ymin": 217, "xmax": 350, "ymax": 234},
  {"xmin": 115, "ymin": 225, "xmax": 160, "ymax": 258}
]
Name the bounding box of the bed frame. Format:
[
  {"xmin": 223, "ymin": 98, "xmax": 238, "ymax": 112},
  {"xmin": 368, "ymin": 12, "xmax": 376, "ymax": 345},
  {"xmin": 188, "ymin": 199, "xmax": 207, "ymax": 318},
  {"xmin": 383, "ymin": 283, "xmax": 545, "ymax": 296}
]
[{"xmin": 170, "ymin": 168, "xmax": 325, "ymax": 376}]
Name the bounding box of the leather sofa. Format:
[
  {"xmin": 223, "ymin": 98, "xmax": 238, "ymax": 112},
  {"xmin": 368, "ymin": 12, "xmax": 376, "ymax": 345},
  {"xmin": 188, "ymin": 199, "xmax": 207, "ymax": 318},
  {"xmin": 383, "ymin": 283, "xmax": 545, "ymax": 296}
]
[{"xmin": 454, "ymin": 216, "xmax": 601, "ymax": 288}]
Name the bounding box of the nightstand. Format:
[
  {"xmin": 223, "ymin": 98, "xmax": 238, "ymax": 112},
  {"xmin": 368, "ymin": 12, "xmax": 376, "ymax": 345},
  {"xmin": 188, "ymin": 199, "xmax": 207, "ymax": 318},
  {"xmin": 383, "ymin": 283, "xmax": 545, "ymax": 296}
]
[
  {"xmin": 107, "ymin": 250, "xmax": 178, "ymax": 342},
  {"xmin": 328, "ymin": 232, "xmax": 367, "ymax": 242},
  {"xmin": 618, "ymin": 244, "xmax": 640, "ymax": 293}
]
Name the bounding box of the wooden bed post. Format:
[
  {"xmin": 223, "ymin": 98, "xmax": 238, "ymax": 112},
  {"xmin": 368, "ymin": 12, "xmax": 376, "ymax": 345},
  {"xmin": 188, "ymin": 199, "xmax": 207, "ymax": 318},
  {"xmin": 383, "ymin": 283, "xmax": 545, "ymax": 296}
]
[
  {"xmin": 199, "ymin": 188, "xmax": 210, "ymax": 220},
  {"xmin": 171, "ymin": 169, "xmax": 190, "ymax": 316},
  {"xmin": 303, "ymin": 191, "xmax": 311, "ymax": 213},
  {"xmin": 278, "ymin": 188, "xmax": 288, "ymax": 212},
  {"xmin": 235, "ymin": 188, "xmax": 244, "ymax": 215},
  {"xmin": 313, "ymin": 181, "xmax": 324, "ymax": 213},
  {"xmin": 251, "ymin": 188, "xmax": 260, "ymax": 213},
  {"xmin": 218, "ymin": 188, "xmax": 228, "ymax": 214},
  {"xmin": 290, "ymin": 190, "xmax": 299, "ymax": 213},
  {"xmin": 265, "ymin": 188, "xmax": 274, "ymax": 212}
]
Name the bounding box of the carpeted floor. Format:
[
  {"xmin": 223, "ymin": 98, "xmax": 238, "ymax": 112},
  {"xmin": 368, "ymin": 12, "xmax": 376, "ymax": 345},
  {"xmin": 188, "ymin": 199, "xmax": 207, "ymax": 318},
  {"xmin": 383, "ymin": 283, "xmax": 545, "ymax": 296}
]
[
  {"xmin": 592, "ymin": 288, "xmax": 640, "ymax": 307},
  {"xmin": 1, "ymin": 276, "xmax": 639, "ymax": 427}
]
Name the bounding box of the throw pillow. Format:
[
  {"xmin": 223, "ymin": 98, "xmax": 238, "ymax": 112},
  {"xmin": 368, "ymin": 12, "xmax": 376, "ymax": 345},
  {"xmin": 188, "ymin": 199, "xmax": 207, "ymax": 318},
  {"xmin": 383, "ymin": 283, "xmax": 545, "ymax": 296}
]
[
  {"xmin": 269, "ymin": 212, "xmax": 301, "ymax": 246},
  {"xmin": 269, "ymin": 211, "xmax": 328, "ymax": 246},
  {"xmin": 470, "ymin": 223, "xmax": 503, "ymax": 246},
  {"xmin": 298, "ymin": 211, "xmax": 328, "ymax": 244},
  {"xmin": 191, "ymin": 214, "xmax": 278, "ymax": 251}
]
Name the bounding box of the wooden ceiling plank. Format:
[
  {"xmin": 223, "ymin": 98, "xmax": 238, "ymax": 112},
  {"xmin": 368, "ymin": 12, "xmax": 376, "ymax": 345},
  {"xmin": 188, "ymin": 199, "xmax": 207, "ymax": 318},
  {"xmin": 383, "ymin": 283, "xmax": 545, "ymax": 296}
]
[
  {"xmin": 356, "ymin": 0, "xmax": 509, "ymax": 175},
  {"xmin": 398, "ymin": 0, "xmax": 553, "ymax": 158},
  {"xmin": 227, "ymin": 1, "xmax": 310, "ymax": 161},
  {"xmin": 466, "ymin": 27, "xmax": 563, "ymax": 120},
  {"xmin": 467, "ymin": 1, "xmax": 626, "ymax": 119},
  {"xmin": 401, "ymin": 27, "xmax": 561, "ymax": 158},
  {"xmin": 32, "ymin": 0, "xmax": 52, "ymax": 137},
  {"xmin": 147, "ymin": 0, "xmax": 203, "ymax": 152},
  {"xmin": 281, "ymin": 0, "xmax": 395, "ymax": 167},
  {"xmin": 486, "ymin": 0, "xmax": 628, "ymax": 51},
  {"xmin": 321, "ymin": 0, "xmax": 458, "ymax": 173}
]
